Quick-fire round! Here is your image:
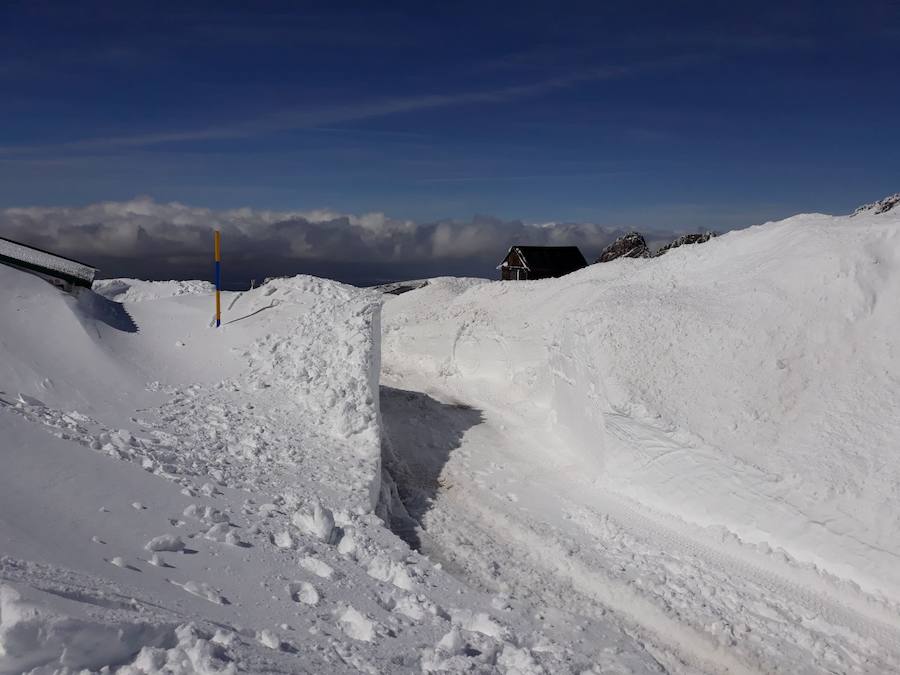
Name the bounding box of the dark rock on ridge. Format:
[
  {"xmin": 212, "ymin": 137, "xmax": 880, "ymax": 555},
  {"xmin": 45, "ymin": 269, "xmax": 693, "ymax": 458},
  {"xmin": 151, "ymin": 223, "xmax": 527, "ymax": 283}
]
[
  {"xmin": 852, "ymin": 193, "xmax": 900, "ymax": 216},
  {"xmin": 655, "ymin": 232, "xmax": 718, "ymax": 257},
  {"xmin": 594, "ymin": 232, "xmax": 651, "ymax": 263}
]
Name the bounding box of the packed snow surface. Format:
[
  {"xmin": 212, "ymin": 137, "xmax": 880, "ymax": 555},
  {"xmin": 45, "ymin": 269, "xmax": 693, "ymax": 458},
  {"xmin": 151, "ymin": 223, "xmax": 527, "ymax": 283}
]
[{"xmin": 3, "ymin": 202, "xmax": 900, "ymax": 673}]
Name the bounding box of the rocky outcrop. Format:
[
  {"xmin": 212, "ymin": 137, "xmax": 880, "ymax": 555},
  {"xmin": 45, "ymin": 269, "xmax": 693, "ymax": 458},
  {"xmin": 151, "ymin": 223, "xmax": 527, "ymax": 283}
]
[
  {"xmin": 655, "ymin": 231, "xmax": 718, "ymax": 257},
  {"xmin": 594, "ymin": 232, "xmax": 650, "ymax": 263},
  {"xmin": 852, "ymin": 193, "xmax": 900, "ymax": 216},
  {"xmin": 594, "ymin": 230, "xmax": 720, "ymax": 263}
]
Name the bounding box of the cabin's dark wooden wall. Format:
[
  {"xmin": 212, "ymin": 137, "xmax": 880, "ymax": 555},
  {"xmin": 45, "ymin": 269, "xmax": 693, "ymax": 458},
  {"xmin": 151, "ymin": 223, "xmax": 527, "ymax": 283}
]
[{"xmin": 501, "ymin": 249, "xmax": 528, "ymax": 280}]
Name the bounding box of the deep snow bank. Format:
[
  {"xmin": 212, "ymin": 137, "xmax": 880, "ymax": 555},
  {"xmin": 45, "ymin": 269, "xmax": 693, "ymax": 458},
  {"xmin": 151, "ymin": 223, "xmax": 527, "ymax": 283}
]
[
  {"xmin": 0, "ymin": 267, "xmax": 383, "ymax": 511},
  {"xmin": 382, "ymin": 207, "xmax": 900, "ymax": 600},
  {"xmin": 0, "ymin": 267, "xmax": 388, "ymax": 672},
  {"xmin": 0, "ymin": 264, "xmax": 661, "ymax": 675}
]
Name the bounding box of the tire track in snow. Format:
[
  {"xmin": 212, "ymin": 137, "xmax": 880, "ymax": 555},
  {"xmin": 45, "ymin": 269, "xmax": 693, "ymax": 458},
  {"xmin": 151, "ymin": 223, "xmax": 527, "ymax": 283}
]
[
  {"xmin": 431, "ymin": 491, "xmax": 759, "ymax": 675},
  {"xmin": 383, "ymin": 381, "xmax": 900, "ymax": 674},
  {"xmin": 562, "ymin": 492, "xmax": 900, "ymax": 673}
]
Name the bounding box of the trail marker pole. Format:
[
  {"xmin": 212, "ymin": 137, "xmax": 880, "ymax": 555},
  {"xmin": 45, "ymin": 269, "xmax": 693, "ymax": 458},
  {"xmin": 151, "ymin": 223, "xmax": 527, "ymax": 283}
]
[{"xmin": 214, "ymin": 230, "xmax": 221, "ymax": 327}]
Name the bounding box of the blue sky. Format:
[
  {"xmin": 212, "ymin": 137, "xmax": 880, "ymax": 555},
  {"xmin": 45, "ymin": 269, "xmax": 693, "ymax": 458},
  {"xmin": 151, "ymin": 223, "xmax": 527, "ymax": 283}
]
[{"xmin": 1, "ymin": 0, "xmax": 899, "ymax": 233}]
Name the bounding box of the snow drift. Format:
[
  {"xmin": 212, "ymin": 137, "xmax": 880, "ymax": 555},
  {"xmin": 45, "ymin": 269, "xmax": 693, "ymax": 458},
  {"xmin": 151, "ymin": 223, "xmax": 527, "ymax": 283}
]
[
  {"xmin": 0, "ymin": 267, "xmax": 390, "ymax": 673},
  {"xmin": 382, "ymin": 206, "xmax": 900, "ymax": 600},
  {"xmin": 1, "ymin": 262, "xmax": 643, "ymax": 673}
]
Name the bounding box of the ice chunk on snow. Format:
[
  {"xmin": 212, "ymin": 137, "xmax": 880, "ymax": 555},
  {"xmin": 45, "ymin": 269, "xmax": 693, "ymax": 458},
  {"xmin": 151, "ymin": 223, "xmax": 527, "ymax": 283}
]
[
  {"xmin": 454, "ymin": 610, "xmax": 508, "ymax": 640},
  {"xmin": 366, "ymin": 553, "xmax": 414, "ymax": 591},
  {"xmin": 288, "ymin": 581, "xmax": 319, "ymax": 606},
  {"xmin": 394, "ymin": 595, "xmax": 426, "ymax": 622},
  {"xmin": 339, "ymin": 606, "xmax": 375, "ymax": 642},
  {"xmin": 257, "ymin": 629, "xmax": 282, "ymax": 650},
  {"xmin": 120, "ymin": 623, "xmax": 235, "ymax": 675},
  {"xmin": 436, "ymin": 627, "xmax": 465, "ymax": 654},
  {"xmin": 204, "ymin": 522, "xmax": 234, "ymax": 543},
  {"xmin": 497, "ymin": 644, "xmax": 542, "ymax": 674},
  {"xmin": 273, "ymin": 530, "xmax": 293, "ymax": 549},
  {"xmin": 292, "ymin": 500, "xmax": 336, "ymax": 543},
  {"xmin": 145, "ymin": 534, "xmax": 185, "ymax": 552},
  {"xmin": 299, "ymin": 556, "xmax": 334, "ymax": 579}
]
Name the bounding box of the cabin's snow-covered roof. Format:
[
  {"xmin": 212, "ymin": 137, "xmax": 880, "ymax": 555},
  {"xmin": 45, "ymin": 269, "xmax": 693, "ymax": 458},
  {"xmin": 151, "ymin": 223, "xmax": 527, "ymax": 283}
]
[{"xmin": 0, "ymin": 236, "xmax": 97, "ymax": 286}]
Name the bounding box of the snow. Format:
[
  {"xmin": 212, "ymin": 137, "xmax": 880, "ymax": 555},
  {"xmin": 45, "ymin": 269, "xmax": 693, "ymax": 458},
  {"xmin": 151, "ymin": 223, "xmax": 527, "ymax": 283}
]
[
  {"xmin": 91, "ymin": 277, "xmax": 215, "ymax": 302},
  {"xmin": 0, "ymin": 236, "xmax": 95, "ymax": 284},
  {"xmin": 144, "ymin": 534, "xmax": 185, "ymax": 552},
  {"xmin": 1, "ymin": 264, "xmax": 625, "ymax": 674},
  {"xmin": 3, "ymin": 200, "xmax": 900, "ymax": 673},
  {"xmin": 380, "ymin": 206, "xmax": 900, "ymax": 672},
  {"xmin": 339, "ymin": 606, "xmax": 377, "ymax": 642},
  {"xmin": 386, "ymin": 211, "xmax": 900, "ymax": 598}
]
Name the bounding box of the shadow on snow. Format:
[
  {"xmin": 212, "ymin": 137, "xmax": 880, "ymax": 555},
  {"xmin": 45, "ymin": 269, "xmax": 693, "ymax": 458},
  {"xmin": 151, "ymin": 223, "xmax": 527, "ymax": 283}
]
[
  {"xmin": 379, "ymin": 385, "xmax": 483, "ymax": 551},
  {"xmin": 77, "ymin": 290, "xmax": 139, "ymax": 333}
]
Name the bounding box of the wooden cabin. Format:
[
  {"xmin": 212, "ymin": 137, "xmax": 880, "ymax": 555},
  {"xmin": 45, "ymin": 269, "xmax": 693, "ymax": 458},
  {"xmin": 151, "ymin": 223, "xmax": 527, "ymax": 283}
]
[
  {"xmin": 0, "ymin": 235, "xmax": 97, "ymax": 291},
  {"xmin": 497, "ymin": 245, "xmax": 587, "ymax": 280}
]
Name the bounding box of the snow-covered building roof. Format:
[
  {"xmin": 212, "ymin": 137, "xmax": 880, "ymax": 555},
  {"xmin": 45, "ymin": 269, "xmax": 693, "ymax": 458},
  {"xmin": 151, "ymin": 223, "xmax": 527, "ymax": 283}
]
[{"xmin": 0, "ymin": 235, "xmax": 97, "ymax": 288}]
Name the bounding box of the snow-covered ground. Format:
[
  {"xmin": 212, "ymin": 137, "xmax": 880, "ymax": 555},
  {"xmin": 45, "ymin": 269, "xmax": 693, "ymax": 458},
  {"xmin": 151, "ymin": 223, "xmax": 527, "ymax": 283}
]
[
  {"xmin": 380, "ymin": 206, "xmax": 900, "ymax": 673},
  {"xmin": 0, "ymin": 268, "xmax": 657, "ymax": 673},
  {"xmin": 2, "ymin": 201, "xmax": 900, "ymax": 673}
]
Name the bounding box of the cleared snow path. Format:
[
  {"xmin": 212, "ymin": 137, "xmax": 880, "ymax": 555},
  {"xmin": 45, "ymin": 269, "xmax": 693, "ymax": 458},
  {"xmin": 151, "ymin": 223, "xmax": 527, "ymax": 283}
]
[{"xmin": 380, "ymin": 375, "xmax": 900, "ymax": 675}]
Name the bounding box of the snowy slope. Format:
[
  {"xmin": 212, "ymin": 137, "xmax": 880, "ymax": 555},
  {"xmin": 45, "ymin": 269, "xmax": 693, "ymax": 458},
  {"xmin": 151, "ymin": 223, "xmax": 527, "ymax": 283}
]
[
  {"xmin": 0, "ymin": 265, "xmax": 661, "ymax": 673},
  {"xmin": 5, "ymin": 200, "xmax": 900, "ymax": 674},
  {"xmin": 380, "ymin": 207, "xmax": 900, "ymax": 672},
  {"xmin": 383, "ymin": 208, "xmax": 900, "ymax": 599}
]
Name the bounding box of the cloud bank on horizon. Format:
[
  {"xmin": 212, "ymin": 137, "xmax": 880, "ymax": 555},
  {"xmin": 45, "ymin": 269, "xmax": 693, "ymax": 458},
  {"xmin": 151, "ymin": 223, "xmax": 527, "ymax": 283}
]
[{"xmin": 0, "ymin": 198, "xmax": 682, "ymax": 286}]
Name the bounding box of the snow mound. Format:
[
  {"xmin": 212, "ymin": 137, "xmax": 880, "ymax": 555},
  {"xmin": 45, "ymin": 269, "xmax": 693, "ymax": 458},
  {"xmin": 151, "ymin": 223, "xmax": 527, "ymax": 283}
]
[
  {"xmin": 92, "ymin": 278, "xmax": 215, "ymax": 302},
  {"xmin": 383, "ymin": 207, "xmax": 900, "ymax": 600},
  {"xmin": 0, "ymin": 584, "xmax": 174, "ymax": 674}
]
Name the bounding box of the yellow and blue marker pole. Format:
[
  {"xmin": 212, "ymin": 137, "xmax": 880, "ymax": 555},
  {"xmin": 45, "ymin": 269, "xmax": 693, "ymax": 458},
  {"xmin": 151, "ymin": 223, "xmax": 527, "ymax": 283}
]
[{"xmin": 214, "ymin": 230, "xmax": 221, "ymax": 327}]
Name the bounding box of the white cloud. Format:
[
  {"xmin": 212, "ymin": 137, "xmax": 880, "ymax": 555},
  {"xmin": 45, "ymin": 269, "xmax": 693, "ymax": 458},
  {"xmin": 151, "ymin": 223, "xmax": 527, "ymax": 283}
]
[{"xmin": 0, "ymin": 197, "xmax": 675, "ymax": 284}]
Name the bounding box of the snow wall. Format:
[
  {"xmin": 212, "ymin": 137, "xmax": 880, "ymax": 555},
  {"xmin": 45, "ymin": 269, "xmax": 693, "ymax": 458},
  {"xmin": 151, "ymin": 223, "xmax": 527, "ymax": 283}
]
[
  {"xmin": 382, "ymin": 208, "xmax": 900, "ymax": 600},
  {"xmin": 0, "ymin": 266, "xmax": 384, "ymax": 513}
]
